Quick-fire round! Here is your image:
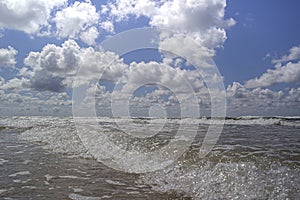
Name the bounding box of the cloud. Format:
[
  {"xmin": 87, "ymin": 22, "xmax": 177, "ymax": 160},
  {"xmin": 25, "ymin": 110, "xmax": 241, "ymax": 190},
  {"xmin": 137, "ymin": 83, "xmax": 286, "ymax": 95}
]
[
  {"xmin": 23, "ymin": 40, "xmax": 80, "ymax": 92},
  {"xmin": 104, "ymin": 0, "xmax": 157, "ymax": 20},
  {"xmin": 121, "ymin": 61, "xmax": 207, "ymax": 94},
  {"xmin": 104, "ymin": 0, "xmax": 235, "ymax": 54},
  {"xmin": 0, "ymin": 89, "xmax": 72, "ymax": 116},
  {"xmin": 0, "ymin": 77, "xmax": 29, "ymax": 90},
  {"xmin": 102, "ymin": 0, "xmax": 235, "ymax": 75},
  {"xmin": 227, "ymin": 45, "xmax": 300, "ymax": 114},
  {"xmin": 14, "ymin": 41, "xmax": 300, "ymax": 116},
  {"xmin": 0, "ymin": 46, "xmax": 18, "ymax": 68},
  {"xmin": 245, "ymin": 45, "xmax": 300, "ymax": 88},
  {"xmin": 149, "ymin": 0, "xmax": 235, "ymax": 46},
  {"xmin": 53, "ymin": 1, "xmax": 100, "ymax": 44},
  {"xmin": 99, "ymin": 59, "xmax": 221, "ymax": 117},
  {"xmin": 245, "ymin": 61, "xmax": 300, "ymax": 88},
  {"xmin": 0, "ymin": 0, "xmax": 101, "ymax": 44},
  {"xmin": 0, "ymin": 76, "xmax": 5, "ymax": 86},
  {"xmin": 227, "ymin": 82, "xmax": 300, "ymax": 116},
  {"xmin": 73, "ymin": 45, "xmax": 127, "ymax": 87},
  {"xmin": 272, "ymin": 45, "xmax": 300, "ymax": 64},
  {"xmin": 21, "ymin": 39, "xmax": 224, "ymax": 116},
  {"xmin": 24, "ymin": 40, "xmax": 80, "ymax": 70},
  {"xmin": 72, "ymin": 57, "xmax": 218, "ymax": 117},
  {"xmin": 100, "ymin": 20, "xmax": 114, "ymax": 33},
  {"xmin": 286, "ymin": 87, "xmax": 300, "ymax": 102},
  {"xmin": 0, "ymin": 0, "xmax": 66, "ymax": 34},
  {"xmin": 23, "ymin": 39, "xmax": 126, "ymax": 92},
  {"xmin": 80, "ymin": 27, "xmax": 99, "ymax": 45},
  {"xmin": 159, "ymin": 33, "xmax": 215, "ymax": 66}
]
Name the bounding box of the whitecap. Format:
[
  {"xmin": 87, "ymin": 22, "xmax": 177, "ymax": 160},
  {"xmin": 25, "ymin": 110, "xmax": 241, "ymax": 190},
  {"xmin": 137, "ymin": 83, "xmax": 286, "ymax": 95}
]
[{"xmin": 9, "ymin": 171, "xmax": 31, "ymax": 177}]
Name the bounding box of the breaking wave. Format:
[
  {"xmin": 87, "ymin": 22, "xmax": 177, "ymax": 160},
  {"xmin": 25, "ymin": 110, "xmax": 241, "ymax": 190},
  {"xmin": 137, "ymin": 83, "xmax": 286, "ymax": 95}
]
[{"xmin": 0, "ymin": 116, "xmax": 299, "ymax": 199}]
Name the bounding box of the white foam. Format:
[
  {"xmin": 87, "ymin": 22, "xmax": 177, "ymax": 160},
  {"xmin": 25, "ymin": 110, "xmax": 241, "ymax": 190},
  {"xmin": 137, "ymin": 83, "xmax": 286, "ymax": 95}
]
[
  {"xmin": 22, "ymin": 160, "xmax": 32, "ymax": 165},
  {"xmin": 126, "ymin": 191, "xmax": 140, "ymax": 194},
  {"xmin": 21, "ymin": 186, "xmax": 36, "ymax": 189},
  {"xmin": 19, "ymin": 118, "xmax": 90, "ymax": 158},
  {"xmin": 58, "ymin": 175, "xmax": 90, "ymax": 180},
  {"xmin": 6, "ymin": 145, "xmax": 24, "ymax": 148},
  {"xmin": 12, "ymin": 179, "xmax": 31, "ymax": 184},
  {"xmin": 0, "ymin": 189, "xmax": 8, "ymax": 195},
  {"xmin": 140, "ymin": 160, "xmax": 300, "ymax": 199},
  {"xmin": 105, "ymin": 179, "xmax": 126, "ymax": 186},
  {"xmin": 9, "ymin": 171, "xmax": 31, "ymax": 177},
  {"xmin": 45, "ymin": 174, "xmax": 54, "ymax": 182},
  {"xmin": 68, "ymin": 193, "xmax": 101, "ymax": 200},
  {"xmin": 73, "ymin": 188, "xmax": 84, "ymax": 193},
  {"xmin": 100, "ymin": 195, "xmax": 113, "ymax": 199},
  {"xmin": 0, "ymin": 158, "xmax": 8, "ymax": 165}
]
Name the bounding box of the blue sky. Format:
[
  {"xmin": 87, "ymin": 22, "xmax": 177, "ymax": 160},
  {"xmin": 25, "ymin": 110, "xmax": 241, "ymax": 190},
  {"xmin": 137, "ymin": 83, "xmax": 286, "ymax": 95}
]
[
  {"xmin": 217, "ymin": 0, "xmax": 300, "ymax": 86},
  {"xmin": 0, "ymin": 0, "xmax": 299, "ymax": 116}
]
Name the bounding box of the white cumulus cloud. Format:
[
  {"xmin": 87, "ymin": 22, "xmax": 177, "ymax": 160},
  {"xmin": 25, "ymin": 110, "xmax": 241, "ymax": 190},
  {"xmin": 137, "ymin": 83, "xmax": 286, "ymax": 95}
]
[
  {"xmin": 104, "ymin": 0, "xmax": 235, "ymax": 54},
  {"xmin": 245, "ymin": 61, "xmax": 300, "ymax": 88},
  {"xmin": 245, "ymin": 45, "xmax": 300, "ymax": 88},
  {"xmin": 272, "ymin": 45, "xmax": 300, "ymax": 64},
  {"xmin": 0, "ymin": 0, "xmax": 66, "ymax": 34},
  {"xmin": 24, "ymin": 40, "xmax": 81, "ymax": 92},
  {"xmin": 23, "ymin": 39, "xmax": 127, "ymax": 92},
  {"xmin": 0, "ymin": 46, "xmax": 18, "ymax": 68},
  {"xmin": 54, "ymin": 1, "xmax": 100, "ymax": 44},
  {"xmin": 100, "ymin": 20, "xmax": 114, "ymax": 33},
  {"xmin": 80, "ymin": 27, "xmax": 99, "ymax": 46}
]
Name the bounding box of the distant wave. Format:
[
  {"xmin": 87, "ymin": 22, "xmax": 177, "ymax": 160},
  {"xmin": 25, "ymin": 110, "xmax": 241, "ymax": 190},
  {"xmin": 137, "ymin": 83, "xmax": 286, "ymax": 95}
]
[
  {"xmin": 223, "ymin": 116, "xmax": 300, "ymax": 126},
  {"xmin": 0, "ymin": 116, "xmax": 300, "ymax": 128}
]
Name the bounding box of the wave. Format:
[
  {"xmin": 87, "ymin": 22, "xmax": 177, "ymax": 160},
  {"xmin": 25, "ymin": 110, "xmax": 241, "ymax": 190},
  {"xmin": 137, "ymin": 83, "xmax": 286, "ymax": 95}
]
[
  {"xmin": 95, "ymin": 116, "xmax": 300, "ymax": 126},
  {"xmin": 0, "ymin": 116, "xmax": 298, "ymax": 161},
  {"xmin": 1, "ymin": 116, "xmax": 299, "ymax": 199},
  {"xmin": 104, "ymin": 116, "xmax": 300, "ymax": 126},
  {"xmin": 224, "ymin": 116, "xmax": 300, "ymax": 126},
  {"xmin": 1, "ymin": 116, "xmax": 299, "ymax": 127}
]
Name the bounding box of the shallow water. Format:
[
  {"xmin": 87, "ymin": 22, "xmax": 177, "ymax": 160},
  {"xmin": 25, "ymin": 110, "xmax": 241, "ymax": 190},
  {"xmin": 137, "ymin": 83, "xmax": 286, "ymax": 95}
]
[
  {"xmin": 0, "ymin": 116, "xmax": 299, "ymax": 199},
  {"xmin": 0, "ymin": 127, "xmax": 186, "ymax": 199}
]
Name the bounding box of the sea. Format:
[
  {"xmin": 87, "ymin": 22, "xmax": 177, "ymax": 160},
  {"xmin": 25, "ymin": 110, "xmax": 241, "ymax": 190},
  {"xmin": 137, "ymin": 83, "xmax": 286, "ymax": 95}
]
[{"xmin": 0, "ymin": 116, "xmax": 299, "ymax": 199}]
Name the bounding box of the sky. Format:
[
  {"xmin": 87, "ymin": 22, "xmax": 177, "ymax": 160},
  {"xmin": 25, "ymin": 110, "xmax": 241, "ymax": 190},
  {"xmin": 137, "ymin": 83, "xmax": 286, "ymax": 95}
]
[{"xmin": 0, "ymin": 0, "xmax": 299, "ymax": 117}]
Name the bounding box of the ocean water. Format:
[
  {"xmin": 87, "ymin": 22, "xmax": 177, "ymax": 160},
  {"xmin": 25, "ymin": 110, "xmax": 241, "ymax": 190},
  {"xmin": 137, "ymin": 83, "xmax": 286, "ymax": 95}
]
[{"xmin": 0, "ymin": 116, "xmax": 299, "ymax": 199}]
